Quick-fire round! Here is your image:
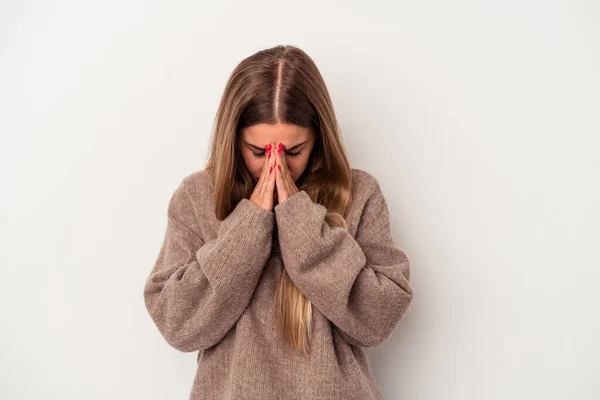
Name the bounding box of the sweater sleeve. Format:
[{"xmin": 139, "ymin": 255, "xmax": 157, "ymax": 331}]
[
  {"xmin": 273, "ymin": 180, "xmax": 413, "ymax": 348},
  {"xmin": 143, "ymin": 178, "xmax": 274, "ymax": 352}
]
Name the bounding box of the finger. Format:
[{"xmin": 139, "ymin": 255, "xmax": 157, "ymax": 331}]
[
  {"xmin": 266, "ymin": 145, "xmax": 276, "ymax": 195},
  {"xmin": 265, "ymin": 143, "xmax": 275, "ymax": 176},
  {"xmin": 275, "ymin": 143, "xmax": 287, "ymax": 196},
  {"xmin": 257, "ymin": 144, "xmax": 270, "ymax": 189},
  {"xmin": 279, "ymin": 144, "xmax": 291, "ymax": 177},
  {"xmin": 277, "ymin": 143, "xmax": 291, "ymax": 178}
]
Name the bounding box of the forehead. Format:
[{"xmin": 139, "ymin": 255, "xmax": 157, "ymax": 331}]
[{"xmin": 241, "ymin": 123, "xmax": 312, "ymax": 143}]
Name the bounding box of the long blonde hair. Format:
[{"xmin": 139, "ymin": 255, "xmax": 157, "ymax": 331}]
[{"xmin": 204, "ymin": 45, "xmax": 354, "ymax": 354}]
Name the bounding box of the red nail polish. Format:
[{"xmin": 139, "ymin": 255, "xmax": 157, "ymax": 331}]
[
  {"xmin": 270, "ymin": 166, "xmax": 273, "ymax": 174},
  {"xmin": 277, "ymin": 165, "xmax": 281, "ymax": 170}
]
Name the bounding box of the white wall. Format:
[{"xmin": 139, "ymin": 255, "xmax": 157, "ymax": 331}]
[{"xmin": 1, "ymin": 1, "xmax": 598, "ymax": 399}]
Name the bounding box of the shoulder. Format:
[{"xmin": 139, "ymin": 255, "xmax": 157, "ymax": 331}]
[
  {"xmin": 167, "ymin": 169, "xmax": 214, "ymax": 221},
  {"xmin": 171, "ymin": 169, "xmax": 215, "ymax": 204},
  {"xmin": 346, "ymin": 168, "xmax": 389, "ymax": 228},
  {"xmin": 351, "ymin": 168, "xmax": 379, "ymax": 190},
  {"xmin": 178, "ymin": 169, "xmax": 213, "ymax": 193},
  {"xmin": 350, "ymin": 167, "xmax": 384, "ymax": 205}
]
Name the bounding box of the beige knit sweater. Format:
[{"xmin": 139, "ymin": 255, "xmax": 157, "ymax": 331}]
[{"xmin": 143, "ymin": 168, "xmax": 414, "ymax": 399}]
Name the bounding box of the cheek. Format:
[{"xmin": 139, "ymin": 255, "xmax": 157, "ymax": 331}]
[
  {"xmin": 286, "ymin": 162, "xmax": 297, "ymax": 175},
  {"xmin": 284, "ymin": 157, "xmax": 306, "ymax": 179},
  {"xmin": 242, "ymin": 152, "xmax": 263, "ymax": 178},
  {"xmin": 251, "ymin": 161, "xmax": 264, "ymax": 179}
]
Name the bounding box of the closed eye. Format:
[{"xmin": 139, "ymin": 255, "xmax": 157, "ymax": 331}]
[{"xmin": 252, "ymin": 151, "xmax": 301, "ymax": 158}]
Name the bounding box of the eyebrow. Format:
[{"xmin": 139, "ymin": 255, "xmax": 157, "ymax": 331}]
[{"xmin": 243, "ymin": 139, "xmax": 308, "ymax": 152}]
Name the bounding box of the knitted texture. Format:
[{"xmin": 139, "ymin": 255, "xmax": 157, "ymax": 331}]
[{"xmin": 143, "ymin": 168, "xmax": 414, "ymax": 400}]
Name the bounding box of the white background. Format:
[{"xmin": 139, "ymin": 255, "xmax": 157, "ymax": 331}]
[{"xmin": 1, "ymin": 1, "xmax": 598, "ymax": 399}]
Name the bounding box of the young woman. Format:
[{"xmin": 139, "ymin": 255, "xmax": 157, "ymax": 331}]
[{"xmin": 143, "ymin": 45, "xmax": 414, "ymax": 400}]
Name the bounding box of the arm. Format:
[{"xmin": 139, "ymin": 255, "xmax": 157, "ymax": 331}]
[
  {"xmin": 143, "ymin": 178, "xmax": 274, "ymax": 352},
  {"xmin": 273, "ymin": 179, "xmax": 413, "ymax": 347}
]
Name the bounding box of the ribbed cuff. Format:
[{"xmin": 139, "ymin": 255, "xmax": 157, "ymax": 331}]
[
  {"xmin": 198, "ymin": 198, "xmax": 274, "ymax": 290},
  {"xmin": 218, "ymin": 198, "xmax": 274, "ymax": 236},
  {"xmin": 274, "ymin": 190, "xmax": 325, "ymax": 246}
]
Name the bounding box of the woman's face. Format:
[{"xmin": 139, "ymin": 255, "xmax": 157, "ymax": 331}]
[{"xmin": 239, "ymin": 122, "xmax": 316, "ymax": 184}]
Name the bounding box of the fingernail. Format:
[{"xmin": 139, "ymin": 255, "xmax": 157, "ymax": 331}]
[
  {"xmin": 277, "ymin": 165, "xmax": 281, "ymax": 171},
  {"xmin": 270, "ymin": 166, "xmax": 273, "ymax": 174}
]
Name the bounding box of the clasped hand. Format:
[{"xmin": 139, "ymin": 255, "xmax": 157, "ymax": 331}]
[{"xmin": 249, "ymin": 142, "xmax": 300, "ymax": 211}]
